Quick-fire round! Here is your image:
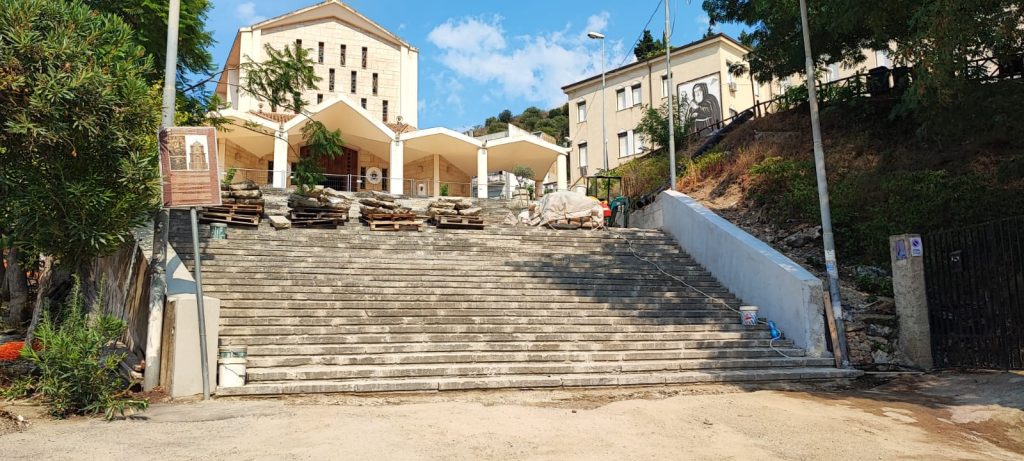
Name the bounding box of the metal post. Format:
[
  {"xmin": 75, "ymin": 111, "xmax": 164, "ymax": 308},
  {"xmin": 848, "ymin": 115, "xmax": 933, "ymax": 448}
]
[
  {"xmin": 143, "ymin": 0, "xmax": 181, "ymax": 392},
  {"xmin": 600, "ymin": 39, "xmax": 608, "ymax": 172},
  {"xmin": 189, "ymin": 207, "xmax": 211, "ymax": 399},
  {"xmin": 665, "ymin": 0, "xmax": 677, "ymax": 188},
  {"xmin": 798, "ymin": 0, "xmax": 850, "ymax": 367}
]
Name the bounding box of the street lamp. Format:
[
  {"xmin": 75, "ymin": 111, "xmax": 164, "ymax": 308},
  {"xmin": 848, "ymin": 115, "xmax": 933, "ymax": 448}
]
[
  {"xmin": 587, "ymin": 31, "xmax": 609, "ymax": 173},
  {"xmin": 798, "ymin": 0, "xmax": 849, "ymax": 367}
]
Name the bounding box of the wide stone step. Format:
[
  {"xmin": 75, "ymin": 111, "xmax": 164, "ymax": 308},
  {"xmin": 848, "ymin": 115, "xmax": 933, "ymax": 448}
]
[
  {"xmin": 208, "ymin": 293, "xmax": 734, "ymax": 303},
  {"xmin": 190, "ymin": 272, "xmax": 720, "ymax": 284},
  {"xmin": 216, "ymin": 367, "xmax": 860, "ymax": 395},
  {"xmin": 219, "ymin": 321, "xmax": 748, "ymax": 337},
  {"xmin": 242, "ymin": 339, "xmax": 794, "ymax": 356},
  {"xmin": 181, "ymin": 255, "xmax": 702, "ymax": 270},
  {"xmin": 201, "ymin": 279, "xmax": 725, "ymax": 291},
  {"xmin": 218, "ymin": 310, "xmax": 738, "ymax": 322},
  {"xmin": 216, "ymin": 299, "xmax": 742, "ymax": 310},
  {"xmin": 244, "ymin": 347, "xmax": 806, "ymax": 367},
  {"xmin": 196, "ymin": 265, "xmax": 715, "ymax": 279},
  {"xmin": 217, "ymin": 328, "xmax": 771, "ymax": 346},
  {"xmin": 198, "ymin": 240, "xmax": 684, "ymax": 254},
  {"xmin": 200, "ymin": 285, "xmax": 733, "ymax": 298},
  {"xmin": 244, "ymin": 356, "xmax": 831, "ymax": 382}
]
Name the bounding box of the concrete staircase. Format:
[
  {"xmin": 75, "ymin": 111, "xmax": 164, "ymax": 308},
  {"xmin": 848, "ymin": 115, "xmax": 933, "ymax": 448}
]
[{"xmin": 169, "ymin": 210, "xmax": 856, "ymax": 396}]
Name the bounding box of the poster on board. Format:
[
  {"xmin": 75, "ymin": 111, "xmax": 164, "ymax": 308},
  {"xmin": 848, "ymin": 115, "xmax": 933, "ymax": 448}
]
[
  {"xmin": 677, "ymin": 73, "xmax": 723, "ymax": 136},
  {"xmin": 159, "ymin": 127, "xmax": 222, "ymax": 208}
]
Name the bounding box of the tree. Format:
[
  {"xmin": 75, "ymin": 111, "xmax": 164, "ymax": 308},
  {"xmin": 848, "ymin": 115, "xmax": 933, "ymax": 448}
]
[
  {"xmin": 633, "ymin": 99, "xmax": 694, "ymax": 154},
  {"xmin": 83, "ymin": 0, "xmax": 216, "ymax": 123},
  {"xmin": 0, "ymin": 0, "xmax": 162, "ymax": 332},
  {"xmin": 236, "ymin": 43, "xmax": 344, "ymax": 194},
  {"xmin": 703, "ymin": 0, "xmax": 1024, "ymax": 124},
  {"xmin": 498, "ymin": 109, "xmax": 513, "ymax": 123},
  {"xmin": 634, "ymin": 30, "xmax": 667, "ymax": 61}
]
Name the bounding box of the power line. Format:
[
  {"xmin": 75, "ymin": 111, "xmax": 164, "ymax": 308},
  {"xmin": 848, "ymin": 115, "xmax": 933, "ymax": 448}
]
[{"xmin": 617, "ymin": 0, "xmax": 665, "ymax": 67}]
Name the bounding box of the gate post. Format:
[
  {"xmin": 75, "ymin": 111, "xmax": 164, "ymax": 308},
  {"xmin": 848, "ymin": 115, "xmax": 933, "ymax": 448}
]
[{"xmin": 890, "ymin": 234, "xmax": 933, "ymax": 369}]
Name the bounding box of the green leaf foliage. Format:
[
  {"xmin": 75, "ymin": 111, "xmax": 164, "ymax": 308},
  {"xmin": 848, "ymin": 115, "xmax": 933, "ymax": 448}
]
[
  {"xmin": 0, "ymin": 0, "xmax": 162, "ymax": 269},
  {"xmin": 6, "ymin": 277, "xmax": 148, "ymax": 420}
]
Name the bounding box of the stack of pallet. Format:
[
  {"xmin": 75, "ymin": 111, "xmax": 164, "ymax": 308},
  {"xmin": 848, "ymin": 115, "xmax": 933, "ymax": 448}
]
[
  {"xmin": 428, "ymin": 198, "xmax": 484, "ymax": 229},
  {"xmin": 359, "ymin": 192, "xmax": 422, "ymax": 231},
  {"xmin": 287, "ymin": 187, "xmax": 352, "ymax": 228},
  {"xmin": 202, "ymin": 181, "xmax": 265, "ymax": 227}
]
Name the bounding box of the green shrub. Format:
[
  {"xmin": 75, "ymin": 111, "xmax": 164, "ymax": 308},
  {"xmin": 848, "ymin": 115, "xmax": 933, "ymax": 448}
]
[
  {"xmin": 221, "ymin": 167, "xmax": 238, "ymax": 188},
  {"xmin": 748, "ymin": 157, "xmax": 819, "ymax": 222},
  {"xmin": 440, "ymin": 184, "xmax": 450, "ymax": 197},
  {"xmin": 4, "ymin": 278, "xmax": 148, "ymax": 419}
]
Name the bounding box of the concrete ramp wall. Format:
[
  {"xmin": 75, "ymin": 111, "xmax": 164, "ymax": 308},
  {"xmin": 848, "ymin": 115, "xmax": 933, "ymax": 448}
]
[{"xmin": 633, "ymin": 191, "xmax": 830, "ymax": 357}]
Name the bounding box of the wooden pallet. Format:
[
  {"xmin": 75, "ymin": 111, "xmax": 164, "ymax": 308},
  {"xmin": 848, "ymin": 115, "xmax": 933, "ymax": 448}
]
[
  {"xmin": 289, "ymin": 208, "xmax": 348, "ymax": 229},
  {"xmin": 207, "ymin": 203, "xmax": 264, "ymax": 214},
  {"xmin": 200, "ymin": 210, "xmax": 261, "ymax": 227},
  {"xmin": 364, "ymin": 213, "xmax": 416, "ymax": 222},
  {"xmin": 361, "ymin": 216, "xmax": 424, "ymax": 232},
  {"xmin": 435, "ymin": 215, "xmax": 485, "ymax": 230}
]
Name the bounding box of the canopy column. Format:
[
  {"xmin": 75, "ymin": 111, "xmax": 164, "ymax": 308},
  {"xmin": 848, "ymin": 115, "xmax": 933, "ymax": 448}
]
[
  {"xmin": 389, "ymin": 139, "xmax": 405, "ymax": 195},
  {"xmin": 272, "ymin": 125, "xmax": 289, "ymax": 188},
  {"xmin": 476, "ymin": 147, "xmax": 488, "ymax": 199},
  {"xmin": 557, "ymin": 154, "xmax": 568, "ymax": 191},
  {"xmin": 433, "ymin": 154, "xmax": 441, "ymax": 197}
]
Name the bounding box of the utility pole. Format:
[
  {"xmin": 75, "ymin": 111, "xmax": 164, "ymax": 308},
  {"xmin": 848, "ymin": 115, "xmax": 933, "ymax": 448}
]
[
  {"xmin": 665, "ymin": 0, "xmax": 677, "ymax": 187},
  {"xmin": 798, "ymin": 0, "xmax": 850, "ymax": 367},
  {"xmin": 144, "ymin": 0, "xmax": 181, "ymax": 391}
]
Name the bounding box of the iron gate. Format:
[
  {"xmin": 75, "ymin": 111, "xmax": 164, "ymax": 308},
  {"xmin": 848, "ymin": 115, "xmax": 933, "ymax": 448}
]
[{"xmin": 924, "ymin": 216, "xmax": 1024, "ymax": 369}]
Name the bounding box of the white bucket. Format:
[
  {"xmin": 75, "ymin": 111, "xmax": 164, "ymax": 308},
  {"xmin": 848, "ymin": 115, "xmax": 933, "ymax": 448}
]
[
  {"xmin": 739, "ymin": 306, "xmax": 759, "ymax": 326},
  {"xmin": 218, "ymin": 346, "xmax": 247, "ymax": 388}
]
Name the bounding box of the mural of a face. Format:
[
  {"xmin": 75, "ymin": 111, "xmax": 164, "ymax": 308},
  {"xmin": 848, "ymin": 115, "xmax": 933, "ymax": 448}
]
[{"xmin": 693, "ymin": 84, "xmax": 705, "ymax": 103}]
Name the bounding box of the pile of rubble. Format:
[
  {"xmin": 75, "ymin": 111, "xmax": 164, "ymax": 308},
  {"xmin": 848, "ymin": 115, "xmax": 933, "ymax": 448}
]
[
  {"xmin": 287, "ymin": 186, "xmax": 353, "ymax": 211},
  {"xmin": 221, "ymin": 180, "xmax": 265, "ymax": 206},
  {"xmin": 427, "ymin": 197, "xmax": 481, "ymax": 219},
  {"xmin": 358, "ymin": 191, "xmax": 411, "ymax": 218}
]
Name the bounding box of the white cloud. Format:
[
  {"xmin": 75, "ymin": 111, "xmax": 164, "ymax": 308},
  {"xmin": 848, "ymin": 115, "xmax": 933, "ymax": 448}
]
[
  {"xmin": 235, "ymin": 2, "xmax": 266, "ymax": 25},
  {"xmin": 426, "ymin": 13, "xmax": 626, "ymax": 107}
]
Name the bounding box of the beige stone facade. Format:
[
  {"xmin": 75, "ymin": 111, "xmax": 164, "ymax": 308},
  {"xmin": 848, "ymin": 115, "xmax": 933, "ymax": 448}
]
[
  {"xmin": 217, "ymin": 1, "xmax": 418, "ymax": 127},
  {"xmin": 562, "ymin": 34, "xmax": 776, "ymax": 185}
]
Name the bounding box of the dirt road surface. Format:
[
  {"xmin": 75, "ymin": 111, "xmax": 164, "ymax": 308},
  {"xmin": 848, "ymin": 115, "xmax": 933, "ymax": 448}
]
[{"xmin": 1, "ymin": 372, "xmax": 1021, "ymax": 460}]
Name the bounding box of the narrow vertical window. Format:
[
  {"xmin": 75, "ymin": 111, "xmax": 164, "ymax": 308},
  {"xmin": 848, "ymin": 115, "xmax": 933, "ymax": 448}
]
[
  {"xmin": 616, "ymin": 89, "xmax": 626, "ymax": 110},
  {"xmin": 350, "ymin": 71, "xmax": 357, "ymax": 93},
  {"xmin": 317, "ymin": 94, "xmax": 323, "ymax": 104},
  {"xmin": 361, "ymin": 47, "xmax": 368, "ymax": 68},
  {"xmin": 631, "ymin": 84, "xmax": 642, "ymax": 107},
  {"xmin": 382, "ymin": 100, "xmax": 389, "ymax": 122},
  {"xmin": 360, "ymin": 98, "xmax": 367, "ymax": 109},
  {"xmin": 372, "ymin": 73, "xmax": 379, "ymax": 95},
  {"xmin": 618, "ymin": 132, "xmax": 629, "ymax": 157},
  {"xmin": 340, "ymin": 45, "xmax": 347, "ymax": 66},
  {"xmin": 578, "ymin": 142, "xmax": 588, "ymax": 167},
  {"xmin": 577, "ymin": 101, "xmax": 587, "ymax": 122},
  {"xmin": 328, "ymin": 68, "xmax": 335, "ymax": 91},
  {"xmin": 661, "ymin": 74, "xmax": 670, "ymax": 98},
  {"xmin": 317, "ymin": 42, "xmax": 324, "ymax": 64},
  {"xmin": 295, "ymin": 39, "xmax": 302, "ymax": 49}
]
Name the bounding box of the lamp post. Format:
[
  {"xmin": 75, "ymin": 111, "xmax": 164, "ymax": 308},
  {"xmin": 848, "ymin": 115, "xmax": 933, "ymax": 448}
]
[
  {"xmin": 587, "ymin": 31, "xmax": 609, "ymax": 173},
  {"xmin": 664, "ymin": 0, "xmax": 676, "ymax": 187},
  {"xmin": 798, "ymin": 0, "xmax": 849, "ymax": 367}
]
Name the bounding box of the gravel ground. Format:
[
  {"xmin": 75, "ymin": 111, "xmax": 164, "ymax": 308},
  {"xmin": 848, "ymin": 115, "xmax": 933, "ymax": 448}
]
[{"xmin": 1, "ymin": 372, "xmax": 1021, "ymax": 460}]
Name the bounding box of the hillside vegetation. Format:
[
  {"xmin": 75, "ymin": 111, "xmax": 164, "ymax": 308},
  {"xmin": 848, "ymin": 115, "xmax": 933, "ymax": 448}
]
[{"xmin": 674, "ymin": 80, "xmax": 1024, "ymax": 268}]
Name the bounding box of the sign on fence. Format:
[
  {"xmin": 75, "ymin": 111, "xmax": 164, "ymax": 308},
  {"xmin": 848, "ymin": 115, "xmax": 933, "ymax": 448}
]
[{"xmin": 159, "ymin": 127, "xmax": 221, "ymax": 208}]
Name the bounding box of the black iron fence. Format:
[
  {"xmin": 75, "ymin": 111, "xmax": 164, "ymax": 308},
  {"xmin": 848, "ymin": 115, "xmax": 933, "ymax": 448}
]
[{"xmin": 923, "ymin": 216, "xmax": 1024, "ymax": 370}]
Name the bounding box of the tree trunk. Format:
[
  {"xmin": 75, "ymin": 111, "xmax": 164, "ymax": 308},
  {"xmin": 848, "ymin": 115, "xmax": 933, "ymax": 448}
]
[
  {"xmin": 24, "ymin": 255, "xmax": 54, "ymax": 345},
  {"xmin": 5, "ymin": 248, "xmax": 30, "ymax": 329}
]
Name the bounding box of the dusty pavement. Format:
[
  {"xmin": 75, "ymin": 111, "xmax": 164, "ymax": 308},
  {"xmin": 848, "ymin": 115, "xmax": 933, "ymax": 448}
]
[{"xmin": 1, "ymin": 372, "xmax": 1022, "ymax": 460}]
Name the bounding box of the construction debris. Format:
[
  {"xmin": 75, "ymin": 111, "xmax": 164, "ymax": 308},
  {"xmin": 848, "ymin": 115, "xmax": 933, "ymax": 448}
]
[
  {"xmin": 427, "ymin": 197, "xmax": 484, "ymax": 229},
  {"xmin": 203, "ymin": 180, "xmax": 265, "ymax": 227},
  {"xmin": 513, "ymin": 191, "xmax": 604, "ymax": 229},
  {"xmin": 287, "ymin": 187, "xmax": 352, "ymax": 228},
  {"xmin": 359, "ymin": 191, "xmax": 422, "ymax": 231}
]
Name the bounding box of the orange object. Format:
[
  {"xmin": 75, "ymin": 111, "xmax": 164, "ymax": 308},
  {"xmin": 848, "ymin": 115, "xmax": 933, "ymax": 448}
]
[
  {"xmin": 0, "ymin": 340, "xmax": 40, "ymax": 362},
  {"xmin": 600, "ymin": 202, "xmax": 611, "ymax": 218}
]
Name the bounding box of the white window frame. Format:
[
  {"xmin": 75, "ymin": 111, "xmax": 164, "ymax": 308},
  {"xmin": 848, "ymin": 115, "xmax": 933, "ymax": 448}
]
[
  {"xmin": 577, "ymin": 101, "xmax": 587, "ymax": 122},
  {"xmin": 618, "ymin": 132, "xmax": 629, "ymax": 157},
  {"xmin": 661, "ymin": 74, "xmax": 670, "ymax": 98},
  {"xmin": 616, "ymin": 88, "xmax": 627, "ymax": 110},
  {"xmin": 578, "ymin": 142, "xmax": 588, "ymax": 167},
  {"xmin": 828, "ymin": 63, "xmax": 840, "ymax": 82},
  {"xmin": 631, "ymin": 84, "xmax": 642, "ymax": 107}
]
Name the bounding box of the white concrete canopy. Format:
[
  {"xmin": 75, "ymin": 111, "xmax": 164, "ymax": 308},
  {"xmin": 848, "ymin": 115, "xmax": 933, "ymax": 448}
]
[{"xmin": 212, "ymin": 97, "xmax": 570, "ymax": 194}]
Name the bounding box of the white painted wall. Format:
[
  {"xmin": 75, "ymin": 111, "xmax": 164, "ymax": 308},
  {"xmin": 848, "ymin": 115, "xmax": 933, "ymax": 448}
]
[{"xmin": 632, "ymin": 191, "xmax": 829, "ymax": 357}]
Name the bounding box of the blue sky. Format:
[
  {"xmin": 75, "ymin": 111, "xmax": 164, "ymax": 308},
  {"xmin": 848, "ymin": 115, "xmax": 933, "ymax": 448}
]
[{"xmin": 206, "ymin": 0, "xmax": 747, "ymax": 130}]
